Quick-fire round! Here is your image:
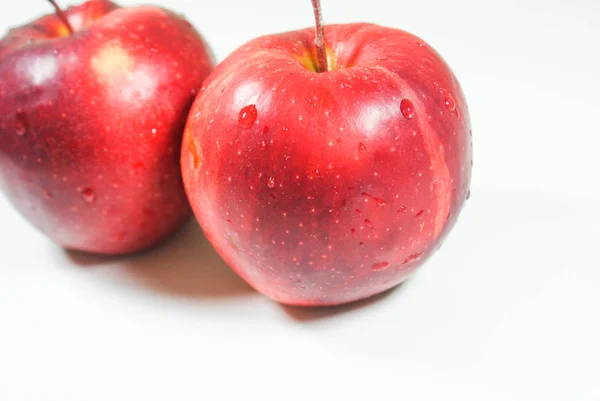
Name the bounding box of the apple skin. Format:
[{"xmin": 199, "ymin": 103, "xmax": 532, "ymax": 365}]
[
  {"xmin": 0, "ymin": 0, "xmax": 214, "ymax": 254},
  {"xmin": 182, "ymin": 24, "xmax": 472, "ymax": 306}
]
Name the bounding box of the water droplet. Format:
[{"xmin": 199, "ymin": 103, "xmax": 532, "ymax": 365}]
[
  {"xmin": 403, "ymin": 252, "xmax": 422, "ymax": 264},
  {"xmin": 466, "ymin": 190, "xmax": 471, "ymax": 200},
  {"xmin": 43, "ymin": 190, "xmax": 53, "ymax": 199},
  {"xmin": 238, "ymin": 105, "xmax": 257, "ymax": 129},
  {"xmin": 190, "ymin": 88, "xmax": 198, "ymax": 96},
  {"xmin": 15, "ymin": 113, "xmax": 29, "ymax": 136},
  {"xmin": 355, "ymin": 209, "xmax": 361, "ymax": 215},
  {"xmin": 400, "ymin": 99, "xmax": 415, "ymax": 119},
  {"xmin": 397, "ymin": 206, "xmax": 407, "ymax": 213},
  {"xmin": 416, "ymin": 209, "xmax": 425, "ymax": 217},
  {"xmin": 364, "ymin": 219, "xmax": 374, "ymax": 229},
  {"xmin": 52, "ymin": 49, "xmax": 59, "ymax": 56},
  {"xmin": 372, "ymin": 262, "xmax": 389, "ymax": 271},
  {"xmin": 358, "ymin": 142, "xmax": 367, "ymax": 154},
  {"xmin": 361, "ymin": 192, "xmax": 386, "ymax": 206},
  {"xmin": 267, "ymin": 177, "xmax": 275, "ymax": 188},
  {"xmin": 376, "ymin": 56, "xmax": 388, "ymax": 61},
  {"xmin": 444, "ymin": 96, "xmax": 456, "ymax": 112},
  {"xmin": 80, "ymin": 188, "xmax": 95, "ymax": 203},
  {"xmin": 351, "ymin": 228, "xmax": 357, "ymax": 238}
]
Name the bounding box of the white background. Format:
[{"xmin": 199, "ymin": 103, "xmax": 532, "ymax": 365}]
[{"xmin": 1, "ymin": 0, "xmax": 600, "ymax": 400}]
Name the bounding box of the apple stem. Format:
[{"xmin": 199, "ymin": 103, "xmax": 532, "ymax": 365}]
[
  {"xmin": 47, "ymin": 0, "xmax": 74, "ymax": 35},
  {"xmin": 311, "ymin": 0, "xmax": 328, "ymax": 72}
]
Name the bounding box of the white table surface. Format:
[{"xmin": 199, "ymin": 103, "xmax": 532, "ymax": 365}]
[{"xmin": 1, "ymin": 0, "xmax": 599, "ymax": 400}]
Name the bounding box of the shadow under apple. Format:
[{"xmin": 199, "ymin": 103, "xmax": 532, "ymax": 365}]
[
  {"xmin": 66, "ymin": 219, "xmax": 398, "ymax": 318},
  {"xmin": 67, "ymin": 219, "xmax": 254, "ymax": 298},
  {"xmin": 281, "ymin": 283, "xmax": 405, "ymax": 322}
]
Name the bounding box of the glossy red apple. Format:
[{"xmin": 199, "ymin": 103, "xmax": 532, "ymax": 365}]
[
  {"xmin": 182, "ymin": 1, "xmax": 472, "ymax": 305},
  {"xmin": 0, "ymin": 0, "xmax": 214, "ymax": 254}
]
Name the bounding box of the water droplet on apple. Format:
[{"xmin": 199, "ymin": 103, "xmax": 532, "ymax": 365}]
[
  {"xmin": 403, "ymin": 252, "xmax": 422, "ymax": 264},
  {"xmin": 351, "ymin": 228, "xmax": 357, "ymax": 238},
  {"xmin": 80, "ymin": 188, "xmax": 96, "ymax": 203},
  {"xmin": 466, "ymin": 190, "xmax": 471, "ymax": 200},
  {"xmin": 356, "ymin": 209, "xmax": 361, "ymax": 215},
  {"xmin": 371, "ymin": 262, "xmax": 389, "ymax": 271},
  {"xmin": 43, "ymin": 190, "xmax": 53, "ymax": 199},
  {"xmin": 364, "ymin": 219, "xmax": 374, "ymax": 229},
  {"xmin": 397, "ymin": 206, "xmax": 407, "ymax": 213},
  {"xmin": 361, "ymin": 192, "xmax": 386, "ymax": 206},
  {"xmin": 238, "ymin": 105, "xmax": 257, "ymax": 129},
  {"xmin": 416, "ymin": 209, "xmax": 425, "ymax": 217},
  {"xmin": 400, "ymin": 99, "xmax": 415, "ymax": 119},
  {"xmin": 267, "ymin": 177, "xmax": 275, "ymax": 188},
  {"xmin": 15, "ymin": 113, "xmax": 28, "ymax": 136},
  {"xmin": 52, "ymin": 49, "xmax": 59, "ymax": 56},
  {"xmin": 358, "ymin": 143, "xmax": 367, "ymax": 154},
  {"xmin": 445, "ymin": 96, "xmax": 456, "ymax": 112}
]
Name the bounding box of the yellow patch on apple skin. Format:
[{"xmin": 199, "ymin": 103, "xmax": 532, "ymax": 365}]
[
  {"xmin": 295, "ymin": 48, "xmax": 337, "ymax": 72},
  {"xmin": 296, "ymin": 52, "xmax": 318, "ymax": 72},
  {"xmin": 326, "ymin": 48, "xmax": 337, "ymax": 70},
  {"xmin": 91, "ymin": 43, "xmax": 134, "ymax": 78},
  {"xmin": 185, "ymin": 125, "xmax": 201, "ymax": 172},
  {"xmin": 55, "ymin": 24, "xmax": 71, "ymax": 38}
]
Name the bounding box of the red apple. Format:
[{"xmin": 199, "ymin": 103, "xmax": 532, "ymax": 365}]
[
  {"xmin": 0, "ymin": 0, "xmax": 214, "ymax": 254},
  {"xmin": 182, "ymin": 1, "xmax": 472, "ymax": 306}
]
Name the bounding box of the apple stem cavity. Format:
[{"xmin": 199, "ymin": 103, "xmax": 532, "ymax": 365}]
[
  {"xmin": 311, "ymin": 0, "xmax": 328, "ymax": 72},
  {"xmin": 47, "ymin": 0, "xmax": 74, "ymax": 35}
]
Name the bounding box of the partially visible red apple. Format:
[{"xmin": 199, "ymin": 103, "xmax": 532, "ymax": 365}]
[
  {"xmin": 182, "ymin": 1, "xmax": 472, "ymax": 305},
  {"xmin": 0, "ymin": 0, "xmax": 214, "ymax": 254}
]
